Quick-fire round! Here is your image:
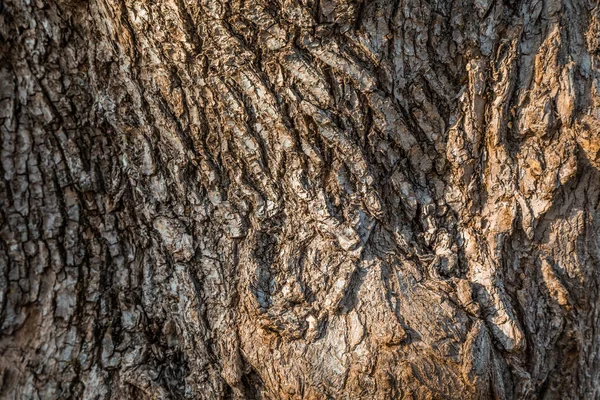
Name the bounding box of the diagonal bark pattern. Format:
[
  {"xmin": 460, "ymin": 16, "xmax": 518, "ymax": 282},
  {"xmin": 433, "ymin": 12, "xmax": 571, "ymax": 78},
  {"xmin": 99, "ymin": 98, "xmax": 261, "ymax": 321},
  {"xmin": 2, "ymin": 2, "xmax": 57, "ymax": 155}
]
[{"xmin": 1, "ymin": 0, "xmax": 599, "ymax": 398}]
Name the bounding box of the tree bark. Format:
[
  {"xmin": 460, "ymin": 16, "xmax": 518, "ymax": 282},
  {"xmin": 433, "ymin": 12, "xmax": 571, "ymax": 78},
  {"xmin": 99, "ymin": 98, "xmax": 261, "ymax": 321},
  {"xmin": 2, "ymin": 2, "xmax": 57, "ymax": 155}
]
[{"xmin": 1, "ymin": 0, "xmax": 599, "ymax": 398}]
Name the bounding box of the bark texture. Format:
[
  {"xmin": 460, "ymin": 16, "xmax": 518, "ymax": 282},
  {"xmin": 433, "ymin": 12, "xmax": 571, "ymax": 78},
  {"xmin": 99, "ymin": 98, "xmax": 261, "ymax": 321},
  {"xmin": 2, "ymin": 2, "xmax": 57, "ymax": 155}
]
[{"xmin": 1, "ymin": 0, "xmax": 600, "ymax": 398}]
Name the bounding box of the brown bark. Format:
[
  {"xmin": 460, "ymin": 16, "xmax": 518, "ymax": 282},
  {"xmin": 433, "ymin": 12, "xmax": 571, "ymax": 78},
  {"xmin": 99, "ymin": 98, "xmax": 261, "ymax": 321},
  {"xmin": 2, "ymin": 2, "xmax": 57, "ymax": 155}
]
[{"xmin": 1, "ymin": 0, "xmax": 599, "ymax": 398}]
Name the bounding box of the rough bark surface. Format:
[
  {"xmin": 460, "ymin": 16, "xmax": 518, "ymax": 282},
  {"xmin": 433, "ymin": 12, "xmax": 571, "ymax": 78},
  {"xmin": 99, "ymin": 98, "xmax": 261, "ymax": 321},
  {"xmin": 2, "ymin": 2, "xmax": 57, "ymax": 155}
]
[{"xmin": 1, "ymin": 0, "xmax": 600, "ymax": 398}]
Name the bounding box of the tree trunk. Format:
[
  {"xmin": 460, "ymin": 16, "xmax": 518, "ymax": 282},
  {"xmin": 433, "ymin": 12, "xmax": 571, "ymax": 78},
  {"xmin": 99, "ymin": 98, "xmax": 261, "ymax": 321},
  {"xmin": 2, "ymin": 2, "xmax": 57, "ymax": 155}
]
[{"xmin": 1, "ymin": 0, "xmax": 599, "ymax": 398}]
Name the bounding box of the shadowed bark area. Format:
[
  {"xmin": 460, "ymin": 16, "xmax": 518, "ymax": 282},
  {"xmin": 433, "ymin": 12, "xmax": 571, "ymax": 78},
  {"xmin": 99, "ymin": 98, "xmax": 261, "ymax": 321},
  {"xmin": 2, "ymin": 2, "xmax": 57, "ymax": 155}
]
[{"xmin": 1, "ymin": 0, "xmax": 600, "ymax": 398}]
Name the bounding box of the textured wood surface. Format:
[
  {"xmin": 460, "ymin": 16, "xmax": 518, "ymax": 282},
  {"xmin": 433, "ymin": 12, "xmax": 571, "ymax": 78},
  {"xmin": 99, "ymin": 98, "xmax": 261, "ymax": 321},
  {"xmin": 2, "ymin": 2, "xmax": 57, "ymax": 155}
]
[{"xmin": 1, "ymin": 0, "xmax": 599, "ymax": 398}]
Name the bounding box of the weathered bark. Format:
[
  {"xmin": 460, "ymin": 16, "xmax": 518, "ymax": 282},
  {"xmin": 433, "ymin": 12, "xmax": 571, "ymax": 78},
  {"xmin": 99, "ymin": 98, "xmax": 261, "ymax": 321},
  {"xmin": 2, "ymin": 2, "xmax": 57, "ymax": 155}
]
[{"xmin": 1, "ymin": 0, "xmax": 599, "ymax": 398}]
